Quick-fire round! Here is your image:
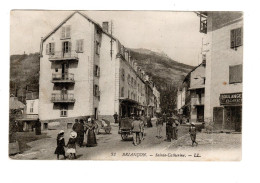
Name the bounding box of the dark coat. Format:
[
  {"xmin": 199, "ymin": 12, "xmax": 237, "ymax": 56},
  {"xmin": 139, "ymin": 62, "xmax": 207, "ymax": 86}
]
[
  {"xmin": 67, "ymin": 138, "xmax": 76, "ymax": 149},
  {"xmin": 86, "ymin": 123, "xmax": 97, "ymax": 147},
  {"xmin": 54, "ymin": 137, "xmax": 65, "ymax": 155}
]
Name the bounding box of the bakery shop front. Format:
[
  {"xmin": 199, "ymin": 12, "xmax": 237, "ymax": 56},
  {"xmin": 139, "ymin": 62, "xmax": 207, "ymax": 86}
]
[{"xmin": 219, "ymin": 92, "xmax": 242, "ymax": 132}]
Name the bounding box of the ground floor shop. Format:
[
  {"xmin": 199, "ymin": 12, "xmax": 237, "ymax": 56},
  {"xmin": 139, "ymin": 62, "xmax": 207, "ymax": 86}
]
[{"xmin": 213, "ymin": 92, "xmax": 242, "ymax": 132}]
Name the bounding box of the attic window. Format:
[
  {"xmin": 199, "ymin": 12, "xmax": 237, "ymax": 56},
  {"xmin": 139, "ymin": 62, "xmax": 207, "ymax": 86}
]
[{"xmin": 61, "ymin": 25, "xmax": 71, "ymax": 39}]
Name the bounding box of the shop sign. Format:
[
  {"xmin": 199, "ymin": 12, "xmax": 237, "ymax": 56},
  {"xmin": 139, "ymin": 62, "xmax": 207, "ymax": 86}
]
[{"xmin": 219, "ymin": 92, "xmax": 242, "ymax": 105}]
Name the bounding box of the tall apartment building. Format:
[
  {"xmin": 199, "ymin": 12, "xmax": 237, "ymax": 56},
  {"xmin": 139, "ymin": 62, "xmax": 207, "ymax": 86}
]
[
  {"xmin": 39, "ymin": 11, "xmax": 157, "ymax": 128},
  {"xmin": 198, "ymin": 12, "xmax": 243, "ymax": 131}
]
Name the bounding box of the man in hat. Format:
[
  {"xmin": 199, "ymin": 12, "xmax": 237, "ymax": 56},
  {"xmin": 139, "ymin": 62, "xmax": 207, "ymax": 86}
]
[
  {"xmin": 131, "ymin": 115, "xmax": 142, "ymax": 146},
  {"xmin": 189, "ymin": 122, "xmax": 198, "ymax": 146},
  {"xmin": 156, "ymin": 113, "xmax": 164, "ymax": 138},
  {"xmin": 78, "ymin": 119, "xmax": 85, "ymax": 147},
  {"xmin": 113, "ymin": 112, "xmax": 119, "ymax": 123}
]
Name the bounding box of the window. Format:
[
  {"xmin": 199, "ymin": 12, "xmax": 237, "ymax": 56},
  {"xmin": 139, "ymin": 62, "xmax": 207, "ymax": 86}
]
[
  {"xmin": 127, "ymin": 74, "xmax": 130, "ymax": 84},
  {"xmin": 62, "ymin": 41, "xmax": 71, "ymax": 53},
  {"xmin": 60, "ymin": 105, "xmax": 68, "ymax": 117},
  {"xmin": 131, "ymin": 77, "xmax": 133, "ymax": 86},
  {"xmin": 229, "ymin": 64, "xmax": 242, "ymax": 84},
  {"xmin": 121, "ymin": 69, "xmax": 125, "ymax": 81},
  {"xmin": 121, "ymin": 87, "xmax": 124, "ymax": 97},
  {"xmin": 94, "ymin": 65, "xmax": 100, "ymax": 77},
  {"xmin": 61, "ymin": 25, "xmax": 71, "ymax": 39},
  {"xmin": 231, "ymin": 27, "xmax": 243, "ymax": 49},
  {"xmin": 94, "ymin": 85, "xmax": 100, "ymax": 97},
  {"xmin": 55, "ymin": 68, "xmax": 58, "ymax": 72},
  {"xmin": 96, "ymin": 41, "xmax": 100, "ymax": 55},
  {"xmin": 76, "ymin": 39, "xmax": 84, "ymax": 52},
  {"xmin": 30, "ymin": 101, "xmax": 34, "ymax": 113},
  {"xmin": 46, "ymin": 43, "xmax": 55, "ymax": 55}
]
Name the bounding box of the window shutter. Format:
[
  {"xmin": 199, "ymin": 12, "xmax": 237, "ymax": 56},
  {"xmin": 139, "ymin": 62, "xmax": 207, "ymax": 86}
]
[
  {"xmin": 46, "ymin": 44, "xmax": 49, "ymax": 55},
  {"xmin": 236, "ymin": 28, "xmax": 242, "ymax": 47},
  {"xmin": 80, "ymin": 40, "xmax": 83, "ymax": 52},
  {"xmin": 66, "ymin": 26, "xmax": 71, "ymax": 38},
  {"xmin": 51, "ymin": 43, "xmax": 55, "ymax": 54},
  {"xmin": 98, "ymin": 67, "xmax": 100, "ymax": 77},
  {"xmin": 68, "ymin": 42, "xmax": 71, "ymax": 53},
  {"xmin": 230, "ymin": 29, "xmax": 235, "ymax": 48},
  {"xmin": 61, "ymin": 27, "xmax": 65, "ymax": 39},
  {"xmin": 229, "ymin": 64, "xmax": 243, "ymax": 83},
  {"xmin": 76, "ymin": 40, "xmax": 79, "ymax": 52}
]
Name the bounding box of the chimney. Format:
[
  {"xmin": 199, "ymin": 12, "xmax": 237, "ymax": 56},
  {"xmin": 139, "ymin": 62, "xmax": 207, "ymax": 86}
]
[{"xmin": 102, "ymin": 22, "xmax": 109, "ymax": 33}]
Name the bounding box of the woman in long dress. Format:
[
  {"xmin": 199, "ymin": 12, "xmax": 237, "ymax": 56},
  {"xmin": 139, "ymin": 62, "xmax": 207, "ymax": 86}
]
[{"xmin": 85, "ymin": 118, "xmax": 97, "ymax": 147}]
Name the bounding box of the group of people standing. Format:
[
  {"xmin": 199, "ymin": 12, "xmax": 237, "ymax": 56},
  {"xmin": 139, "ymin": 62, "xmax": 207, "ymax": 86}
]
[
  {"xmin": 54, "ymin": 117, "xmax": 98, "ymax": 160},
  {"xmin": 155, "ymin": 113, "xmax": 198, "ymax": 146}
]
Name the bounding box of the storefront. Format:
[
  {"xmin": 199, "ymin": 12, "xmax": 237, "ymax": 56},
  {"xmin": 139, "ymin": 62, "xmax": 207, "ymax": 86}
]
[
  {"xmin": 214, "ymin": 92, "xmax": 242, "ymax": 132},
  {"xmin": 119, "ymin": 98, "xmax": 141, "ymax": 118}
]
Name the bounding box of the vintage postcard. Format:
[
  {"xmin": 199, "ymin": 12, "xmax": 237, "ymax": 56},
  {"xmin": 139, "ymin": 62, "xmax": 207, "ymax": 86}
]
[{"xmin": 9, "ymin": 10, "xmax": 242, "ymax": 161}]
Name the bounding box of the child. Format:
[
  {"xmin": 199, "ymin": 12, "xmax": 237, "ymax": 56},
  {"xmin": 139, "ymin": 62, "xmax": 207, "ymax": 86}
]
[
  {"xmin": 54, "ymin": 130, "xmax": 66, "ymax": 160},
  {"xmin": 67, "ymin": 131, "xmax": 77, "ymax": 159},
  {"xmin": 189, "ymin": 123, "xmax": 198, "ymax": 146}
]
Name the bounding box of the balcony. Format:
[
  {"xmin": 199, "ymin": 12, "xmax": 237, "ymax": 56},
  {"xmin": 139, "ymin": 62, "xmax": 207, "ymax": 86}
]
[
  {"xmin": 191, "ymin": 96, "xmax": 205, "ymax": 106},
  {"xmin": 52, "ymin": 73, "xmax": 75, "ymax": 84},
  {"xmin": 49, "ymin": 51, "xmax": 78, "ymax": 62},
  {"xmin": 51, "ymin": 94, "xmax": 75, "ymax": 103}
]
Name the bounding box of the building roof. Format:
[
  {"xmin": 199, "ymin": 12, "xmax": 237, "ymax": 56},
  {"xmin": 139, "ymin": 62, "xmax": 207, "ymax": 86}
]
[
  {"xmin": 41, "ymin": 11, "xmax": 117, "ymax": 43},
  {"xmin": 183, "ymin": 61, "xmax": 205, "ymax": 84},
  {"xmin": 9, "ymin": 97, "xmax": 25, "ymax": 110}
]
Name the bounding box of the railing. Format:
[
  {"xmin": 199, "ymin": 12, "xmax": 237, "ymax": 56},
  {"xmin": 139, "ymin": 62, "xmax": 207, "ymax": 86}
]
[
  {"xmin": 191, "ymin": 97, "xmax": 205, "ymax": 105},
  {"xmin": 52, "ymin": 73, "xmax": 74, "ymax": 82},
  {"xmin": 49, "ymin": 51, "xmax": 78, "ymax": 61},
  {"xmin": 51, "ymin": 93, "xmax": 75, "ymax": 103}
]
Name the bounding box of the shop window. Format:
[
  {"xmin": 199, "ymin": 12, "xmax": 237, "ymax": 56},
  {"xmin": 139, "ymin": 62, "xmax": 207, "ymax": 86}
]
[
  {"xmin": 231, "ymin": 27, "xmax": 243, "ymax": 49},
  {"xmin": 229, "ymin": 64, "xmax": 242, "ymax": 84}
]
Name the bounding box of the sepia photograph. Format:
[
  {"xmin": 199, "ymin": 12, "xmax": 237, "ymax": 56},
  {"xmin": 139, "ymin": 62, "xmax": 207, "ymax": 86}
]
[{"xmin": 9, "ymin": 10, "xmax": 243, "ymax": 161}]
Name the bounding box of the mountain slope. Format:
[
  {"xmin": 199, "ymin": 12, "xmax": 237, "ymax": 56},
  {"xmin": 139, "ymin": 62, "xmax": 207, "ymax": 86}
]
[
  {"xmin": 10, "ymin": 53, "xmax": 40, "ymax": 102},
  {"xmin": 129, "ymin": 48, "xmax": 193, "ymax": 91}
]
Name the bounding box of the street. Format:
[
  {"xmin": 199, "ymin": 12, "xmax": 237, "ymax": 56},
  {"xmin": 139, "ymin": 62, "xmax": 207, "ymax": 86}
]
[{"xmin": 11, "ymin": 119, "xmax": 241, "ymax": 161}]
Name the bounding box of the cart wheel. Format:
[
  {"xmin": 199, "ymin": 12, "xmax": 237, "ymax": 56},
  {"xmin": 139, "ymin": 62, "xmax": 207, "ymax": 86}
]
[{"xmin": 121, "ymin": 133, "xmax": 128, "ymax": 140}]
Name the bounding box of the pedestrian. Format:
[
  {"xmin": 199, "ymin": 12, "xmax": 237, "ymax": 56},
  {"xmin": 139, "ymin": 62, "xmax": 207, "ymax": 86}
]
[
  {"xmin": 140, "ymin": 117, "xmax": 145, "ymax": 141},
  {"xmin": 131, "ymin": 115, "xmax": 142, "ymax": 146},
  {"xmin": 113, "ymin": 112, "xmax": 119, "ymax": 123},
  {"xmin": 172, "ymin": 118, "xmax": 179, "ymax": 140},
  {"xmin": 54, "ymin": 130, "xmax": 66, "ymax": 160},
  {"xmin": 67, "ymin": 131, "xmax": 77, "ymax": 159},
  {"xmin": 85, "ymin": 118, "xmax": 98, "ymax": 147},
  {"xmin": 166, "ymin": 114, "xmax": 173, "ymax": 142},
  {"xmin": 147, "ymin": 115, "xmax": 153, "ymax": 127},
  {"xmin": 156, "ymin": 114, "xmax": 163, "ymax": 138},
  {"xmin": 78, "ymin": 119, "xmax": 85, "ymax": 147},
  {"xmin": 72, "ymin": 119, "xmax": 79, "ymax": 145},
  {"xmin": 189, "ymin": 122, "xmax": 198, "ymax": 146}
]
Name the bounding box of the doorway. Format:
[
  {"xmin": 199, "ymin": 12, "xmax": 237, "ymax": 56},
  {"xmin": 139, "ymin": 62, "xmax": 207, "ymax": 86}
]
[
  {"xmin": 197, "ymin": 106, "xmax": 204, "ymax": 122},
  {"xmin": 61, "ymin": 62, "xmax": 69, "ymax": 79},
  {"xmin": 224, "ymin": 106, "xmax": 242, "ymax": 132},
  {"xmin": 62, "ymin": 41, "xmax": 71, "ymax": 58}
]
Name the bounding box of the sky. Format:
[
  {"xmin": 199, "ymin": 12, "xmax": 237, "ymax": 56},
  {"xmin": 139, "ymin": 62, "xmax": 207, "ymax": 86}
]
[{"xmin": 10, "ymin": 10, "xmax": 203, "ymax": 66}]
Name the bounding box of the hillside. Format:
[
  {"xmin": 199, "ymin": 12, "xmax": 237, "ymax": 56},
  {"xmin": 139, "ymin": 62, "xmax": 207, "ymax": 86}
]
[
  {"xmin": 10, "ymin": 53, "xmax": 40, "ymax": 102},
  {"xmin": 129, "ymin": 48, "xmax": 193, "ymax": 91}
]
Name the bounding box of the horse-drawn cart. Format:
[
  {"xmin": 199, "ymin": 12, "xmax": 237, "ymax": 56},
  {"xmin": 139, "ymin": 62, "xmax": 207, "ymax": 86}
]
[{"xmin": 118, "ymin": 117, "xmax": 133, "ymax": 140}]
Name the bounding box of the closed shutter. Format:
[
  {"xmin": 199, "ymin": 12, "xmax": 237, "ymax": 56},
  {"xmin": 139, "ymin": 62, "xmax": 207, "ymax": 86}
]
[
  {"xmin": 236, "ymin": 28, "xmax": 242, "ymax": 47},
  {"xmin": 61, "ymin": 27, "xmax": 65, "ymax": 39},
  {"xmin": 98, "ymin": 67, "xmax": 100, "ymax": 77},
  {"xmin": 46, "ymin": 44, "xmax": 49, "ymax": 55},
  {"xmin": 230, "ymin": 29, "xmax": 235, "ymax": 48},
  {"xmin": 68, "ymin": 42, "xmax": 71, "ymax": 53},
  {"xmin": 229, "ymin": 64, "xmax": 242, "ymax": 83},
  {"xmin": 66, "ymin": 26, "xmax": 71, "ymax": 38},
  {"xmin": 51, "ymin": 43, "xmax": 55, "ymax": 54}
]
